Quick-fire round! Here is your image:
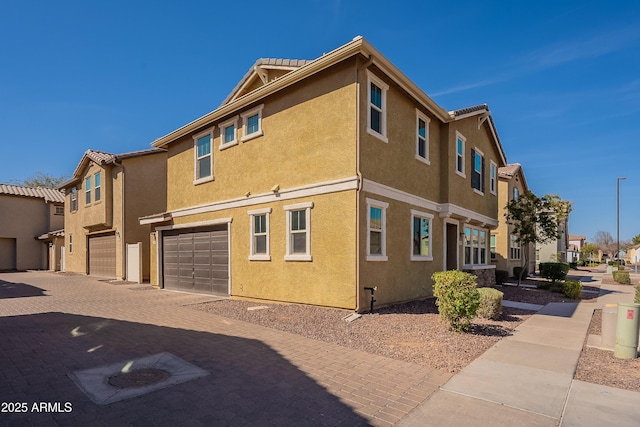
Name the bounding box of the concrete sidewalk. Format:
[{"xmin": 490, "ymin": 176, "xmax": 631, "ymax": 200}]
[{"xmin": 398, "ymin": 270, "xmax": 640, "ymax": 427}]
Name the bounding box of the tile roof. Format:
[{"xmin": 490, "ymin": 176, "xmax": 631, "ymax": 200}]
[
  {"xmin": 0, "ymin": 183, "xmax": 65, "ymax": 203},
  {"xmin": 37, "ymin": 229, "xmax": 65, "ymax": 240},
  {"xmin": 498, "ymin": 163, "xmax": 521, "ymax": 178},
  {"xmin": 449, "ymin": 104, "xmax": 489, "ymax": 118},
  {"xmin": 569, "ymin": 235, "xmax": 586, "ymax": 240}
]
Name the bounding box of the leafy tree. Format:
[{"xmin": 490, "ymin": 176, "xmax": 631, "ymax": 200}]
[
  {"xmin": 632, "ymin": 234, "xmax": 640, "ymax": 246},
  {"xmin": 11, "ymin": 172, "xmax": 68, "ymax": 189},
  {"xmin": 580, "ymin": 243, "xmax": 600, "ymax": 263},
  {"xmin": 505, "ymin": 192, "xmax": 572, "ymax": 285}
]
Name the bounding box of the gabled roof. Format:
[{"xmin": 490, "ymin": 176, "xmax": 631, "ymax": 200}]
[
  {"xmin": 37, "ymin": 229, "xmax": 65, "ymax": 240},
  {"xmin": 221, "ymin": 58, "xmax": 311, "ymax": 106},
  {"xmin": 0, "ymin": 183, "xmax": 65, "ymax": 204},
  {"xmin": 449, "ymin": 104, "xmax": 507, "ymax": 166},
  {"xmin": 498, "ymin": 163, "xmax": 529, "ymax": 192},
  {"xmin": 60, "ymin": 148, "xmax": 165, "ymax": 189}
]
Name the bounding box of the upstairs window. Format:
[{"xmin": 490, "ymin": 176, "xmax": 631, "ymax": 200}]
[
  {"xmin": 366, "ymin": 70, "xmax": 388, "ymax": 142},
  {"xmin": 219, "ymin": 116, "xmax": 239, "ymax": 150},
  {"xmin": 70, "ymin": 188, "xmax": 78, "ymax": 212},
  {"xmin": 85, "ymin": 177, "xmax": 91, "ymax": 205},
  {"xmin": 241, "ymin": 105, "xmax": 264, "ymax": 142},
  {"xmin": 193, "ymin": 129, "xmax": 213, "ymax": 183},
  {"xmin": 416, "ymin": 111, "xmax": 430, "ymax": 163},
  {"xmin": 471, "ymin": 148, "xmax": 485, "ymax": 194},
  {"xmin": 455, "ymin": 132, "xmax": 466, "ymax": 177},
  {"xmin": 513, "ymin": 187, "xmax": 519, "ymax": 200},
  {"xmin": 94, "ymin": 172, "xmax": 101, "ymax": 202},
  {"xmin": 489, "ymin": 161, "xmax": 497, "ymax": 195}
]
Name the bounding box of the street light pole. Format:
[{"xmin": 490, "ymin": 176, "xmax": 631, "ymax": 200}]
[{"xmin": 617, "ymin": 177, "xmax": 626, "ymax": 263}]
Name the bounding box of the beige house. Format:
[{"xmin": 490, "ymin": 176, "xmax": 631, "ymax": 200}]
[
  {"xmin": 536, "ymin": 216, "xmax": 569, "ymax": 269},
  {"xmin": 0, "ymin": 184, "xmax": 65, "ymax": 271},
  {"xmin": 491, "ymin": 164, "xmax": 535, "ymax": 276},
  {"xmin": 141, "ymin": 37, "xmax": 507, "ymax": 311},
  {"xmin": 60, "ymin": 149, "xmax": 167, "ymax": 281},
  {"xmin": 568, "ymin": 234, "xmax": 586, "ymax": 263}
]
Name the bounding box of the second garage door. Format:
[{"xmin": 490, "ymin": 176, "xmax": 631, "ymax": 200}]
[
  {"xmin": 88, "ymin": 233, "xmax": 116, "ymax": 278},
  {"xmin": 162, "ymin": 225, "xmax": 229, "ymax": 296}
]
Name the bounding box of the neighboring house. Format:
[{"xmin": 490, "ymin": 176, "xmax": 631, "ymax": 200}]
[
  {"xmin": 625, "ymin": 245, "xmax": 640, "ymax": 265},
  {"xmin": 59, "ymin": 149, "xmax": 167, "ymax": 281},
  {"xmin": 141, "ymin": 36, "xmax": 507, "ymax": 311},
  {"xmin": 568, "ymin": 234, "xmax": 586, "ymax": 263},
  {"xmin": 536, "ymin": 216, "xmax": 569, "ymax": 269},
  {"xmin": 0, "ymin": 184, "xmax": 65, "ymax": 271},
  {"xmin": 490, "ymin": 164, "xmax": 535, "ymax": 276}
]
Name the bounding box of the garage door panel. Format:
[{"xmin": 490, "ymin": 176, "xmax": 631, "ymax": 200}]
[
  {"xmin": 89, "ymin": 234, "xmax": 116, "ymax": 278},
  {"xmin": 162, "ymin": 225, "xmax": 228, "ymax": 296}
]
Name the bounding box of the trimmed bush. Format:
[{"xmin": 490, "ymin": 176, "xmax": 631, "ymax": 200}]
[
  {"xmin": 563, "ymin": 280, "xmax": 583, "ymax": 299},
  {"xmin": 635, "ymin": 285, "xmax": 640, "ymax": 304},
  {"xmin": 612, "ymin": 270, "xmax": 631, "ymax": 285},
  {"xmin": 513, "ymin": 266, "xmax": 528, "ymax": 279},
  {"xmin": 618, "ymin": 265, "xmax": 625, "ymax": 271},
  {"xmin": 477, "ymin": 288, "xmax": 503, "ymax": 320},
  {"xmin": 549, "ymin": 282, "xmax": 564, "ymax": 294},
  {"xmin": 432, "ymin": 271, "xmax": 480, "ymax": 333},
  {"xmin": 495, "ymin": 270, "xmax": 509, "ymax": 286},
  {"xmin": 539, "ymin": 262, "xmax": 570, "ymax": 282}
]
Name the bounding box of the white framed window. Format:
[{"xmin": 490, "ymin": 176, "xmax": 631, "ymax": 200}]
[
  {"xmin": 366, "ymin": 198, "xmax": 388, "ymax": 261},
  {"xmin": 248, "ymin": 208, "xmax": 271, "ymax": 261},
  {"xmin": 490, "ymin": 234, "xmax": 497, "ymax": 259},
  {"xmin": 416, "ymin": 110, "xmax": 430, "ymax": 164},
  {"xmin": 510, "ymin": 235, "xmax": 521, "ymax": 260},
  {"xmin": 193, "ymin": 128, "xmax": 214, "ymax": 184},
  {"xmin": 284, "ymin": 202, "xmax": 313, "ymax": 261},
  {"xmin": 366, "ymin": 70, "xmax": 389, "ymax": 143},
  {"xmin": 94, "ymin": 172, "xmax": 101, "ymax": 202},
  {"xmin": 411, "ymin": 209, "xmax": 433, "ymax": 261},
  {"xmin": 85, "ymin": 177, "xmax": 91, "ymax": 205},
  {"xmin": 471, "ymin": 147, "xmax": 485, "ymax": 194},
  {"xmin": 489, "ymin": 161, "xmax": 497, "ymax": 195},
  {"xmin": 219, "ymin": 116, "xmax": 239, "ymax": 150},
  {"xmin": 455, "ymin": 131, "xmax": 466, "ymax": 177},
  {"xmin": 464, "ymin": 226, "xmax": 487, "ymax": 266},
  {"xmin": 241, "ymin": 104, "xmax": 264, "ymax": 142},
  {"xmin": 70, "ymin": 187, "xmax": 78, "ymax": 212},
  {"xmin": 55, "ymin": 206, "xmax": 64, "ymax": 215},
  {"xmin": 513, "ymin": 187, "xmax": 519, "ymax": 200}
]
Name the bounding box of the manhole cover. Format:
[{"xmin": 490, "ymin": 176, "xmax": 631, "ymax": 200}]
[{"xmin": 108, "ymin": 368, "xmax": 170, "ymax": 389}]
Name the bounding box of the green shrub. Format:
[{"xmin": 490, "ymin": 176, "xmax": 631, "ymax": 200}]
[
  {"xmin": 569, "ymin": 262, "xmax": 578, "ymax": 269},
  {"xmin": 513, "ymin": 266, "xmax": 528, "ymax": 279},
  {"xmin": 539, "ymin": 262, "xmax": 570, "ymax": 282},
  {"xmin": 477, "ymin": 288, "xmax": 503, "ymax": 320},
  {"xmin": 618, "ymin": 265, "xmax": 625, "ymax": 271},
  {"xmin": 563, "ymin": 280, "xmax": 582, "ymax": 299},
  {"xmin": 635, "ymin": 285, "xmax": 640, "ymax": 304},
  {"xmin": 536, "ymin": 281, "xmax": 552, "ymax": 290},
  {"xmin": 432, "ymin": 271, "xmax": 480, "ymax": 332},
  {"xmin": 495, "ymin": 270, "xmax": 509, "ymax": 286},
  {"xmin": 549, "ymin": 282, "xmax": 564, "ymax": 294},
  {"xmin": 612, "ymin": 270, "xmax": 631, "ymax": 285}
]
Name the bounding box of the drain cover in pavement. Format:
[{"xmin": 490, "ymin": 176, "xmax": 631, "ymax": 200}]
[{"xmin": 68, "ymin": 352, "xmax": 209, "ymax": 405}]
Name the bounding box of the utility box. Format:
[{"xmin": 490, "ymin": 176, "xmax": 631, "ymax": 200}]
[
  {"xmin": 614, "ymin": 302, "xmax": 640, "ymax": 359},
  {"xmin": 601, "ymin": 304, "xmax": 617, "ymax": 349}
]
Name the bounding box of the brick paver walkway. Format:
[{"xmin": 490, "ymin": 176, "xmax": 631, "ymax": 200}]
[{"xmin": 0, "ymin": 272, "xmax": 450, "ymax": 426}]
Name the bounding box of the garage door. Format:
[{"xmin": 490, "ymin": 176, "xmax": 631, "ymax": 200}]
[
  {"xmin": 162, "ymin": 225, "xmax": 229, "ymax": 296},
  {"xmin": 88, "ymin": 233, "xmax": 116, "ymax": 278},
  {"xmin": 0, "ymin": 238, "xmax": 16, "ymax": 271}
]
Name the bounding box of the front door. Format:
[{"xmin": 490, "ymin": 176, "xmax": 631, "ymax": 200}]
[{"xmin": 446, "ymin": 223, "xmax": 458, "ymax": 270}]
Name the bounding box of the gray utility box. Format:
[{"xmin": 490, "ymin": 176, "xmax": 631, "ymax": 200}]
[{"xmin": 614, "ymin": 302, "xmax": 640, "ymax": 359}]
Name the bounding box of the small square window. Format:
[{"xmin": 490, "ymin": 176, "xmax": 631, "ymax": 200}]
[
  {"xmin": 241, "ymin": 105, "xmax": 264, "ymax": 142},
  {"xmin": 219, "ymin": 116, "xmax": 239, "ymax": 150},
  {"xmin": 55, "ymin": 206, "xmax": 64, "ymax": 215}
]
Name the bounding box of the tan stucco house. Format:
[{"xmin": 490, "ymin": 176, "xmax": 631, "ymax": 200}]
[
  {"xmin": 0, "ymin": 184, "xmax": 65, "ymax": 271},
  {"xmin": 491, "ymin": 164, "xmax": 535, "ymax": 276},
  {"xmin": 141, "ymin": 37, "xmax": 507, "ymax": 311},
  {"xmin": 59, "ymin": 149, "xmax": 167, "ymax": 281}
]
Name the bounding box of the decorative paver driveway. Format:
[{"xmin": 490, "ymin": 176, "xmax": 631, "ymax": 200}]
[{"xmin": 0, "ymin": 272, "xmax": 450, "ymax": 426}]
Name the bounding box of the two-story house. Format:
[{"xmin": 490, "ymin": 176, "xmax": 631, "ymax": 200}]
[
  {"xmin": 141, "ymin": 37, "xmax": 507, "ymax": 311},
  {"xmin": 568, "ymin": 234, "xmax": 586, "ymax": 263},
  {"xmin": 60, "ymin": 148, "xmax": 166, "ymax": 281},
  {"xmin": 491, "ymin": 164, "xmax": 535, "ymax": 276},
  {"xmin": 0, "ymin": 184, "xmax": 65, "ymax": 271}
]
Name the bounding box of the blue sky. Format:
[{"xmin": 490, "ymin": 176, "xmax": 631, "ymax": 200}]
[{"xmin": 1, "ymin": 0, "xmax": 638, "ymax": 242}]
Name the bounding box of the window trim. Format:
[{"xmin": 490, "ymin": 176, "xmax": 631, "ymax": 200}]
[
  {"xmin": 415, "ymin": 110, "xmax": 430, "ymax": 164},
  {"xmin": 463, "ymin": 225, "xmax": 488, "ymax": 267},
  {"xmin": 54, "ymin": 205, "xmax": 64, "ymax": 216},
  {"xmin": 248, "ymin": 208, "xmax": 271, "ymax": 261},
  {"xmin": 193, "ymin": 127, "xmax": 214, "ymax": 185},
  {"xmin": 94, "ymin": 172, "xmax": 102, "ymax": 202},
  {"xmin": 366, "ymin": 70, "xmax": 389, "ymax": 143},
  {"xmin": 241, "ymin": 104, "xmax": 264, "ymax": 142},
  {"xmin": 219, "ymin": 115, "xmax": 239, "ymax": 150},
  {"xmin": 410, "ymin": 209, "xmax": 434, "ymax": 261},
  {"xmin": 70, "ymin": 187, "xmax": 78, "ymax": 212},
  {"xmin": 510, "ymin": 234, "xmax": 521, "ymax": 260},
  {"xmin": 284, "ymin": 202, "xmax": 313, "ymax": 261},
  {"xmin": 366, "ymin": 198, "xmax": 388, "ymax": 261},
  {"xmin": 471, "ymin": 146, "xmax": 485, "ymax": 195},
  {"xmin": 455, "ymin": 131, "xmax": 466, "ymax": 178},
  {"xmin": 489, "ymin": 161, "xmax": 497, "ymax": 195}
]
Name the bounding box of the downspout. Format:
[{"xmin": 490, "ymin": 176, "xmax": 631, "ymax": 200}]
[
  {"xmin": 355, "ymin": 55, "xmax": 373, "ymax": 313},
  {"xmin": 113, "ymin": 160, "xmax": 125, "ymax": 280}
]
